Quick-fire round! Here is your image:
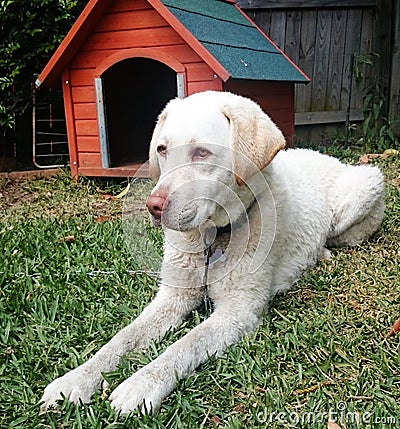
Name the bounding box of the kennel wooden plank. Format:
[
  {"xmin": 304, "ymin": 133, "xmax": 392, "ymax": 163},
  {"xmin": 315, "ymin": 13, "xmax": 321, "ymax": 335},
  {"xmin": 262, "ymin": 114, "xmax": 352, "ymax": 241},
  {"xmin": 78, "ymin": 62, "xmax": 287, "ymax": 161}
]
[
  {"xmin": 224, "ymin": 89, "xmax": 294, "ymax": 124},
  {"xmin": 78, "ymin": 164, "xmax": 149, "ymax": 177},
  {"xmin": 277, "ymin": 121, "xmax": 293, "ymax": 132},
  {"xmin": 70, "ymin": 69, "xmax": 95, "ymax": 86},
  {"xmin": 71, "ymin": 50, "xmax": 117, "ymax": 70},
  {"xmin": 75, "ymin": 119, "xmax": 99, "ymax": 136},
  {"xmin": 109, "ymin": 0, "xmax": 150, "ymax": 13},
  {"xmin": 186, "ymin": 63, "xmax": 217, "ymax": 82},
  {"xmin": 277, "ymin": 123, "xmax": 295, "ymax": 147},
  {"xmin": 162, "ymin": 44, "xmax": 203, "ymax": 64},
  {"xmin": 224, "ymin": 80, "xmax": 294, "ymax": 96},
  {"xmin": 247, "ymin": 98, "xmax": 293, "ymax": 114},
  {"xmin": 187, "ymin": 80, "xmax": 222, "ymax": 94},
  {"xmin": 95, "ymin": 10, "xmax": 168, "ymax": 33},
  {"xmin": 73, "ymin": 103, "xmax": 97, "ymax": 120},
  {"xmin": 71, "ymin": 86, "xmax": 96, "ymax": 103},
  {"xmin": 247, "ymin": 95, "xmax": 293, "ymax": 111},
  {"xmin": 268, "ymin": 109, "xmax": 295, "ymax": 126},
  {"xmin": 84, "ymin": 27, "xmax": 184, "ymax": 51},
  {"xmin": 71, "ymin": 45, "xmax": 202, "ymax": 72},
  {"xmin": 78, "ymin": 152, "xmax": 102, "ymax": 167},
  {"xmin": 77, "ymin": 136, "xmax": 100, "ymax": 152},
  {"xmin": 92, "ymin": 47, "xmax": 186, "ymax": 76}
]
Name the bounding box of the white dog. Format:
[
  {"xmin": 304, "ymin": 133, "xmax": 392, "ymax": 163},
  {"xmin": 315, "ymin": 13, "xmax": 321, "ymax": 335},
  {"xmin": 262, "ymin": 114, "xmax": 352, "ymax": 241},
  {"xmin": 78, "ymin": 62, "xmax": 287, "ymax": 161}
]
[{"xmin": 41, "ymin": 91, "xmax": 384, "ymax": 414}]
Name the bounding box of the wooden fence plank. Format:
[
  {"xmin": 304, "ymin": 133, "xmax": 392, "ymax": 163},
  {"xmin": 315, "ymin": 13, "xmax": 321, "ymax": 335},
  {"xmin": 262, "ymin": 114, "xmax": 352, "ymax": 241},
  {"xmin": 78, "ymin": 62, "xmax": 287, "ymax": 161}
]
[
  {"xmin": 373, "ymin": 0, "xmax": 393, "ymax": 115},
  {"xmin": 311, "ymin": 9, "xmax": 332, "ymax": 111},
  {"xmin": 325, "ymin": 9, "xmax": 346, "ymax": 111},
  {"xmin": 341, "ymin": 9, "xmax": 362, "ymax": 112},
  {"xmin": 269, "ymin": 10, "xmax": 286, "ymax": 49},
  {"xmin": 296, "ymin": 9, "xmax": 317, "ymax": 113},
  {"xmin": 389, "ymin": 1, "xmax": 400, "ymax": 121},
  {"xmin": 295, "ymin": 109, "xmax": 363, "ymax": 125},
  {"xmin": 249, "ymin": 9, "xmax": 272, "ymax": 36},
  {"xmin": 285, "ymin": 9, "xmax": 302, "ymax": 64}
]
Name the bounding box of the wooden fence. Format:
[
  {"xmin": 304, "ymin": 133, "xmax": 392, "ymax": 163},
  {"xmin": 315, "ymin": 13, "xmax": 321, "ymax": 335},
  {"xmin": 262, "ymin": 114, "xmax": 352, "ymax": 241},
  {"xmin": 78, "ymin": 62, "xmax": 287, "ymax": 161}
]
[{"xmin": 238, "ymin": 0, "xmax": 400, "ymax": 144}]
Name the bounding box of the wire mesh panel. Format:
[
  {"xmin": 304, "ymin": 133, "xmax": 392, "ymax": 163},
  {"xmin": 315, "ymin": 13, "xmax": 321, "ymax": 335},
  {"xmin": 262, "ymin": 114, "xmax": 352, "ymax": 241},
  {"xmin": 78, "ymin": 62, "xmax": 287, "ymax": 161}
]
[{"xmin": 33, "ymin": 89, "xmax": 69, "ymax": 168}]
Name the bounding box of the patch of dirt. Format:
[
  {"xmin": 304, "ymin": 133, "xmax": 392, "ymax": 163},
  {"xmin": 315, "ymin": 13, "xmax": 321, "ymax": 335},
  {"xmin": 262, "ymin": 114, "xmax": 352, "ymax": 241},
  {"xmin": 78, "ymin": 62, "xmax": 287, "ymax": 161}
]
[
  {"xmin": 0, "ymin": 174, "xmax": 153, "ymax": 225},
  {"xmin": 0, "ymin": 178, "xmax": 38, "ymax": 210}
]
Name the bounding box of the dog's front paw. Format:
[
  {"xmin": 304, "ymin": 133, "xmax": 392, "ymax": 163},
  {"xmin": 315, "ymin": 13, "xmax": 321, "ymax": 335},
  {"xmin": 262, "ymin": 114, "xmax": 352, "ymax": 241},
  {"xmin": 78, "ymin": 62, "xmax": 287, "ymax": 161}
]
[
  {"xmin": 109, "ymin": 369, "xmax": 171, "ymax": 415},
  {"xmin": 40, "ymin": 367, "xmax": 103, "ymax": 412}
]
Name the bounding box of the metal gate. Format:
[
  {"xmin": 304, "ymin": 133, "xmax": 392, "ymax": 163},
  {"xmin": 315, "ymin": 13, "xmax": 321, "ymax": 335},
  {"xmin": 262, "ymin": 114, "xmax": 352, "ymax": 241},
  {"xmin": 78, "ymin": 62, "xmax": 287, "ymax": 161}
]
[{"xmin": 32, "ymin": 89, "xmax": 69, "ymax": 168}]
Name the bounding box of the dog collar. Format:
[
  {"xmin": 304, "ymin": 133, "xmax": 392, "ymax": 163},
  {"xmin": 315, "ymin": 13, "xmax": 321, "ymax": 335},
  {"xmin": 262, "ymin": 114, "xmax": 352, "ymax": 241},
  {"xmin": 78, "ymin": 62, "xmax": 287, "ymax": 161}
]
[
  {"xmin": 214, "ymin": 196, "xmax": 257, "ymax": 239},
  {"xmin": 201, "ymin": 196, "xmax": 257, "ymax": 316}
]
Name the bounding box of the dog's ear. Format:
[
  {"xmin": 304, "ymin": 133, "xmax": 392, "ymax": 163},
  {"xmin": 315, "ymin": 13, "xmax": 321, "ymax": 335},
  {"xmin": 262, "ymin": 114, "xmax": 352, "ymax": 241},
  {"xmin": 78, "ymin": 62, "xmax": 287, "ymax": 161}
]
[
  {"xmin": 148, "ymin": 108, "xmax": 168, "ymax": 181},
  {"xmin": 222, "ymin": 96, "xmax": 286, "ymax": 185}
]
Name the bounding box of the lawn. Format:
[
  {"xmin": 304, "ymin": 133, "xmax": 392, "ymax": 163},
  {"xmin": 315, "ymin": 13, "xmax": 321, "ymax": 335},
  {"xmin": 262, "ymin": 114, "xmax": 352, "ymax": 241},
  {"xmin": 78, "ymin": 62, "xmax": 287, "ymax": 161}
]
[{"xmin": 1, "ymin": 148, "xmax": 399, "ymax": 429}]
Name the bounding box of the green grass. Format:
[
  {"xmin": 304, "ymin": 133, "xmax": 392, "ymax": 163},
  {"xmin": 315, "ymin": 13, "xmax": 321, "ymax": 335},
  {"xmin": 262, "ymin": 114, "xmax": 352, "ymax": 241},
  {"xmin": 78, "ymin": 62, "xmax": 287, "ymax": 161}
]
[{"xmin": 1, "ymin": 150, "xmax": 399, "ymax": 429}]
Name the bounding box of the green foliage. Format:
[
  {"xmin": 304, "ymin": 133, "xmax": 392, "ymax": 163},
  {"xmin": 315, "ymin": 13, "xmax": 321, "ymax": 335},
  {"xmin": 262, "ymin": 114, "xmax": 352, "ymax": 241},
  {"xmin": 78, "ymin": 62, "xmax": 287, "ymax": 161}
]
[
  {"xmin": 361, "ymin": 84, "xmax": 397, "ymax": 152},
  {"xmin": 352, "ymin": 53, "xmax": 376, "ymax": 88},
  {"xmin": 352, "ymin": 54, "xmax": 398, "ymax": 152},
  {"xmin": 0, "ymin": 0, "xmax": 85, "ymax": 130}
]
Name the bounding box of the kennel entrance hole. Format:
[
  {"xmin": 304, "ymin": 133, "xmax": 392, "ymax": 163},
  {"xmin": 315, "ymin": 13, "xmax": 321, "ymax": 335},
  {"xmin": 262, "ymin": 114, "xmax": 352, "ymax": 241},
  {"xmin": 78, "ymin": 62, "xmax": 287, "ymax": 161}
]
[{"xmin": 102, "ymin": 58, "xmax": 177, "ymax": 168}]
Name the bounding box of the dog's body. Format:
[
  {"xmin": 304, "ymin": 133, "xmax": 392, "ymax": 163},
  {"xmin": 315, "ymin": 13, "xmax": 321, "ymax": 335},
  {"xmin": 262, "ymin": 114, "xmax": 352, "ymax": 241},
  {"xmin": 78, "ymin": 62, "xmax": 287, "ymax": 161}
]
[{"xmin": 41, "ymin": 91, "xmax": 384, "ymax": 414}]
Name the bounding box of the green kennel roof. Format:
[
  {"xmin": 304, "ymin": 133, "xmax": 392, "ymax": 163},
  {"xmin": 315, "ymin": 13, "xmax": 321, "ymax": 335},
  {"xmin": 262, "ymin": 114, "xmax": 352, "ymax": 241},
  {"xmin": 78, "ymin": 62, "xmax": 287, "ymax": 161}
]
[{"xmin": 161, "ymin": 0, "xmax": 309, "ymax": 82}]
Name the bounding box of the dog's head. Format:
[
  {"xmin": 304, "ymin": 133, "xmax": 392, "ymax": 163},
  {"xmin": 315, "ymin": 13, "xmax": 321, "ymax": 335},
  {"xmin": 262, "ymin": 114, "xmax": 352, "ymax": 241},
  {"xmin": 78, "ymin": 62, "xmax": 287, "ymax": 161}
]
[{"xmin": 146, "ymin": 91, "xmax": 285, "ymax": 232}]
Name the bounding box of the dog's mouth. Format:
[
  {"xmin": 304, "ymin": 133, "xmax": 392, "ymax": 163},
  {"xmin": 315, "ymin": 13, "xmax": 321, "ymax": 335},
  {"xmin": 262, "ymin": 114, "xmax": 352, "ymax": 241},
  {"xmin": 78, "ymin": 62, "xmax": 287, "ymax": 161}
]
[
  {"xmin": 149, "ymin": 215, "xmax": 162, "ymax": 227},
  {"xmin": 150, "ymin": 209, "xmax": 231, "ymax": 238},
  {"xmin": 148, "ymin": 202, "xmax": 202, "ymax": 232}
]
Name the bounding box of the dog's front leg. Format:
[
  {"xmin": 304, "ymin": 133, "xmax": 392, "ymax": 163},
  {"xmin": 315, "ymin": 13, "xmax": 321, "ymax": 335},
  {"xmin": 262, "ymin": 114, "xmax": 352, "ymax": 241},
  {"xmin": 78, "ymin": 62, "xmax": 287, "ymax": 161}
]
[
  {"xmin": 40, "ymin": 286, "xmax": 201, "ymax": 412},
  {"xmin": 109, "ymin": 300, "xmax": 263, "ymax": 414}
]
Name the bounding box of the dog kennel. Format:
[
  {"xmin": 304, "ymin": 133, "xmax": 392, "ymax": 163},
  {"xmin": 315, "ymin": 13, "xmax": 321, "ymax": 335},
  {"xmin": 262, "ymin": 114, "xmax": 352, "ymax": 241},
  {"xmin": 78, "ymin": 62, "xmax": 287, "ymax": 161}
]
[{"xmin": 36, "ymin": 0, "xmax": 308, "ymax": 177}]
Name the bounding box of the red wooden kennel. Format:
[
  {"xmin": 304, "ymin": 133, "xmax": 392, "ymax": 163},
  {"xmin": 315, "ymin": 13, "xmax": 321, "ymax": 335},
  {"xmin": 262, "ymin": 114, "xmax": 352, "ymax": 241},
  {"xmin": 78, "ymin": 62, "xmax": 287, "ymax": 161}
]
[{"xmin": 36, "ymin": 0, "xmax": 309, "ymax": 177}]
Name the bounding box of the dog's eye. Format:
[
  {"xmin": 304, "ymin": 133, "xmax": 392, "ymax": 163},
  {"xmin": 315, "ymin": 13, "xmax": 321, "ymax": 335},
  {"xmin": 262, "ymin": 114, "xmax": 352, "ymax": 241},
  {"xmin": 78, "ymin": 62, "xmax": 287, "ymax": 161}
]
[
  {"xmin": 157, "ymin": 145, "xmax": 167, "ymax": 156},
  {"xmin": 193, "ymin": 147, "xmax": 211, "ymax": 160}
]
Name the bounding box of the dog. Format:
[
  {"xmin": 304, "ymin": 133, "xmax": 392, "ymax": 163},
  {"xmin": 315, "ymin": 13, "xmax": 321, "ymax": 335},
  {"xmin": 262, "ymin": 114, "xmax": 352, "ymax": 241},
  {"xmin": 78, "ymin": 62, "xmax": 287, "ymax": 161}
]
[{"xmin": 41, "ymin": 91, "xmax": 385, "ymax": 414}]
